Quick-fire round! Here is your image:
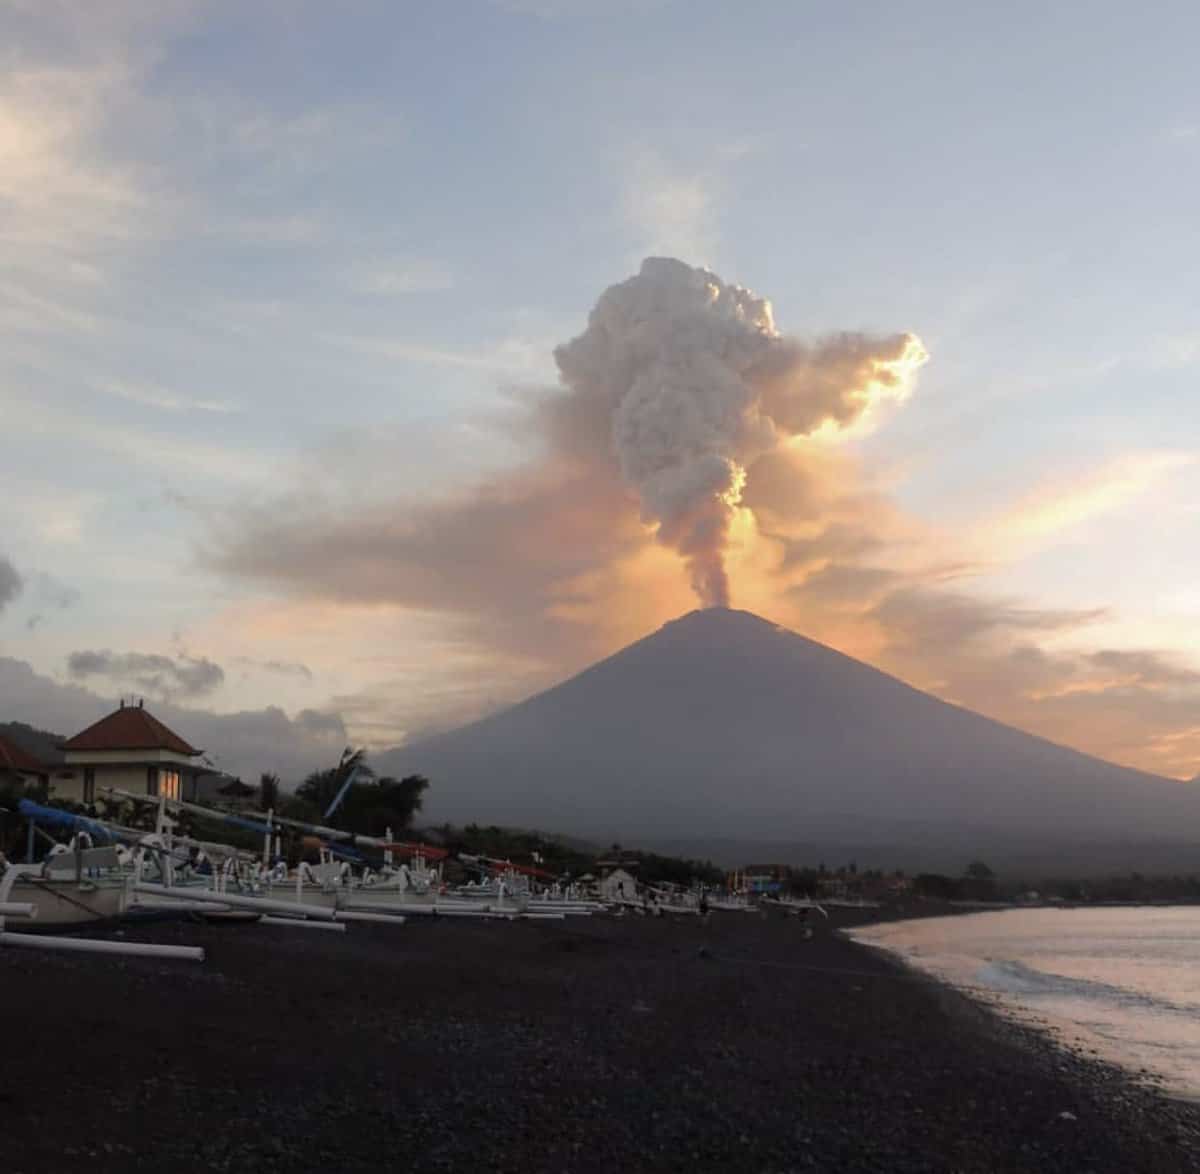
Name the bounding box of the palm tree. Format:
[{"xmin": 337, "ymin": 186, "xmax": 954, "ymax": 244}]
[{"xmin": 296, "ymin": 747, "xmax": 370, "ymax": 818}]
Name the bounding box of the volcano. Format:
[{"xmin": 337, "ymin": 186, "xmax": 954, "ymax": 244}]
[{"xmin": 379, "ymin": 609, "xmax": 1200, "ymax": 871}]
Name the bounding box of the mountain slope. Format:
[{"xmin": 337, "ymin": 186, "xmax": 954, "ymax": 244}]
[
  {"xmin": 0, "ymin": 721, "xmax": 65, "ymax": 764},
  {"xmin": 379, "ymin": 609, "xmax": 1200, "ymax": 864}
]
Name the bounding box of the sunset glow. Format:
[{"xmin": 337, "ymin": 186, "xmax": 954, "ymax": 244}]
[{"xmin": 1, "ymin": 4, "xmax": 1197, "ymax": 785}]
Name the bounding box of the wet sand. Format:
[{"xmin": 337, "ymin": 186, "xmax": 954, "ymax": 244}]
[{"xmin": 4, "ymin": 906, "xmax": 1198, "ymax": 1173}]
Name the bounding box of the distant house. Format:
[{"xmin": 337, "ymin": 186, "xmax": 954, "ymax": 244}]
[
  {"xmin": 743, "ymin": 872, "xmax": 783, "ymax": 895},
  {"xmin": 194, "ymin": 772, "xmax": 258, "ymax": 812},
  {"xmin": 59, "ymin": 700, "xmax": 205, "ymax": 805},
  {"xmin": 0, "ymin": 733, "xmax": 50, "ymax": 789},
  {"xmin": 598, "ymin": 868, "xmax": 638, "ymax": 902}
]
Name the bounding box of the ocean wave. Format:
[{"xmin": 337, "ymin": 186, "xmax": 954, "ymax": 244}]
[{"xmin": 975, "ymin": 958, "xmax": 1196, "ymax": 1020}]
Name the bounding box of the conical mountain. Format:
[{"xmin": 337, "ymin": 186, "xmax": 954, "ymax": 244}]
[{"xmin": 380, "ymin": 608, "xmax": 1200, "ymax": 870}]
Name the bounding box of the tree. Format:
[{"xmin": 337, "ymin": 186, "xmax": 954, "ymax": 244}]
[
  {"xmin": 295, "ymin": 748, "xmax": 429, "ymax": 835},
  {"xmin": 962, "ymin": 860, "xmax": 997, "ymax": 900},
  {"xmin": 279, "ymin": 794, "xmax": 321, "ymax": 824},
  {"xmin": 350, "ymin": 774, "xmax": 430, "ymax": 837},
  {"xmin": 259, "ymin": 772, "xmax": 280, "ymax": 813},
  {"xmin": 913, "ymin": 873, "xmax": 960, "ymax": 899},
  {"xmin": 296, "ymin": 747, "xmax": 367, "ymax": 816}
]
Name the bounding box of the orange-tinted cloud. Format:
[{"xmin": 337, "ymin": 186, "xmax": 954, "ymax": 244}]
[{"xmin": 204, "ymin": 266, "xmax": 1200, "ymax": 780}]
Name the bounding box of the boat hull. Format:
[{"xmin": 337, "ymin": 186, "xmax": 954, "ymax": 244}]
[{"xmin": 5, "ymin": 880, "xmax": 128, "ymax": 930}]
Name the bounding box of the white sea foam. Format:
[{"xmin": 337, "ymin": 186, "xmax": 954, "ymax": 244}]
[{"xmin": 849, "ymin": 907, "xmax": 1200, "ymax": 1097}]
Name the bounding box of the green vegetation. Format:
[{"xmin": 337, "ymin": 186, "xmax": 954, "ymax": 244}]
[
  {"xmin": 295, "ymin": 748, "xmax": 429, "ymax": 837},
  {"xmin": 424, "ymin": 826, "xmax": 723, "ymax": 886},
  {"xmin": 436, "ymin": 824, "xmax": 594, "ymax": 877},
  {"xmin": 618, "ymin": 849, "xmax": 723, "ymax": 887},
  {"xmin": 1020, "ymin": 873, "xmax": 1200, "ymax": 903}
]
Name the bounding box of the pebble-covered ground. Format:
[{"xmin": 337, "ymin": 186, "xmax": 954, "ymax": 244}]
[{"xmin": 3, "ymin": 906, "xmax": 1198, "ymax": 1173}]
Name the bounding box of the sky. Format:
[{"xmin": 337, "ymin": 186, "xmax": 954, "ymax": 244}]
[{"xmin": 1, "ymin": 0, "xmax": 1198, "ymax": 783}]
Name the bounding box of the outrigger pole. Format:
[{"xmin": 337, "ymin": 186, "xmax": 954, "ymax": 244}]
[{"xmin": 103, "ymin": 788, "xmax": 445, "ymax": 859}]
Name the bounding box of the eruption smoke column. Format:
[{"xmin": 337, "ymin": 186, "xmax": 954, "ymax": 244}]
[{"xmin": 554, "ymin": 257, "xmax": 926, "ymax": 607}]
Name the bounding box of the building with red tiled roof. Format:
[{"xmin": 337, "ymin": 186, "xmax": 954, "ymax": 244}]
[
  {"xmin": 0, "ymin": 733, "xmax": 50, "ymax": 788},
  {"xmin": 59, "ymin": 700, "xmax": 204, "ymax": 805}
]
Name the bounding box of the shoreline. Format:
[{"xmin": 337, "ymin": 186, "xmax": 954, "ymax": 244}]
[
  {"xmin": 847, "ymin": 904, "xmax": 1200, "ymax": 1104},
  {"xmin": 4, "ymin": 907, "xmax": 1199, "ymax": 1172},
  {"xmin": 848, "ymin": 926, "xmax": 1174, "ymax": 1086}
]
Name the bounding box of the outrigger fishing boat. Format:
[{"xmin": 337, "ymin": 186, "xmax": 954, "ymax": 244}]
[
  {"xmin": 761, "ymin": 893, "xmax": 829, "ymax": 918},
  {"xmin": 0, "ymin": 857, "xmax": 127, "ymax": 926},
  {"xmin": 106, "ymin": 789, "xmax": 599, "ymax": 922},
  {"xmin": 2, "ymin": 801, "xmax": 131, "ymax": 927},
  {"xmin": 704, "ymin": 892, "xmax": 757, "ymax": 913},
  {"xmin": 0, "ymin": 802, "xmax": 204, "ymax": 961}
]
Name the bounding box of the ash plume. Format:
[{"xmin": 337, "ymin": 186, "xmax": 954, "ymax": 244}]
[{"xmin": 554, "ymin": 257, "xmax": 925, "ymax": 606}]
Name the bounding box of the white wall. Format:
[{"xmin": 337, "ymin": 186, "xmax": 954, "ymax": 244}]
[
  {"xmin": 52, "ymin": 764, "xmax": 148, "ymax": 804},
  {"xmin": 50, "ymin": 764, "xmax": 200, "ymax": 804},
  {"xmin": 63, "ymin": 749, "xmax": 197, "ymax": 768}
]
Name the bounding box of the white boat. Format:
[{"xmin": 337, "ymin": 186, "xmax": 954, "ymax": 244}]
[
  {"xmin": 0, "ymin": 837, "xmax": 130, "ymax": 929},
  {"xmin": 105, "ymin": 788, "xmax": 602, "ymax": 923},
  {"xmin": 2, "ymin": 869, "xmax": 128, "ymax": 928},
  {"xmin": 706, "ymin": 894, "xmax": 757, "ymax": 913},
  {"xmin": 762, "ymin": 895, "xmax": 829, "ymax": 917}
]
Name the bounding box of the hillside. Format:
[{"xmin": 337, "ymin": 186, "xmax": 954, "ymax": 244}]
[
  {"xmin": 0, "ymin": 721, "xmax": 65, "ymax": 764},
  {"xmin": 381, "ymin": 609, "xmax": 1200, "ymax": 871}
]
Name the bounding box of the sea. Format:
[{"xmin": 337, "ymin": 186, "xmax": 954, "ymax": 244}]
[{"xmin": 850, "ymin": 907, "xmax": 1200, "ymax": 1099}]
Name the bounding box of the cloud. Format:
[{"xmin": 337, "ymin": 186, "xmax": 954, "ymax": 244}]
[
  {"xmin": 208, "ymin": 212, "xmax": 324, "ymax": 245},
  {"xmin": 326, "ymin": 649, "xmax": 554, "ymax": 749},
  {"xmin": 755, "ymin": 473, "xmax": 1200, "ymax": 780},
  {"xmin": 896, "ymin": 640, "xmax": 1200, "ymax": 782},
  {"xmin": 19, "ymin": 571, "xmax": 81, "ymax": 631},
  {"xmin": 981, "ymin": 451, "xmax": 1195, "ymax": 551},
  {"xmin": 1, "ymin": 392, "xmax": 271, "ymax": 487},
  {"xmin": 1162, "ymin": 123, "xmax": 1198, "ymax": 143},
  {"xmin": 0, "ymin": 557, "xmax": 23, "ymax": 613},
  {"xmin": 203, "ymin": 258, "xmax": 1200, "ymax": 779},
  {"xmin": 67, "ymin": 649, "xmax": 226, "ymax": 700},
  {"xmin": 622, "ymin": 151, "xmax": 717, "ymax": 263},
  {"xmin": 206, "ymin": 457, "xmax": 650, "ymax": 673},
  {"xmin": 0, "ymin": 6, "xmax": 399, "ymax": 318},
  {"xmin": 94, "ymin": 378, "xmax": 241, "ymax": 415},
  {"xmin": 0, "ymin": 277, "xmax": 102, "ymax": 337},
  {"xmin": 870, "ymin": 588, "xmax": 1105, "ymax": 652},
  {"xmin": 344, "ymin": 259, "xmax": 455, "ymax": 296},
  {"xmin": 205, "ymin": 259, "xmax": 928, "ymax": 706},
  {"xmin": 548, "ymin": 258, "xmax": 924, "ymax": 605},
  {"xmin": 233, "ymin": 656, "xmax": 314, "ymax": 682},
  {"xmin": 491, "ymin": 0, "xmax": 667, "ymax": 18},
  {"xmin": 28, "ymin": 571, "xmax": 81, "ymax": 611},
  {"xmin": 294, "ymin": 708, "xmax": 345, "ymax": 740},
  {"xmin": 321, "ymin": 331, "xmax": 553, "ymax": 377},
  {"xmin": 0, "ymin": 60, "xmax": 145, "ymax": 257},
  {"xmin": 1081, "ymin": 649, "xmax": 1200, "ymax": 691},
  {"xmin": 0, "ymin": 483, "xmax": 101, "ymax": 547},
  {"xmin": 0, "ymin": 654, "xmax": 344, "ymax": 783}
]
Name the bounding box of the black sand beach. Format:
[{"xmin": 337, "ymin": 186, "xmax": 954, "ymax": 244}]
[{"xmin": 4, "ymin": 907, "xmax": 1198, "ymax": 1173}]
